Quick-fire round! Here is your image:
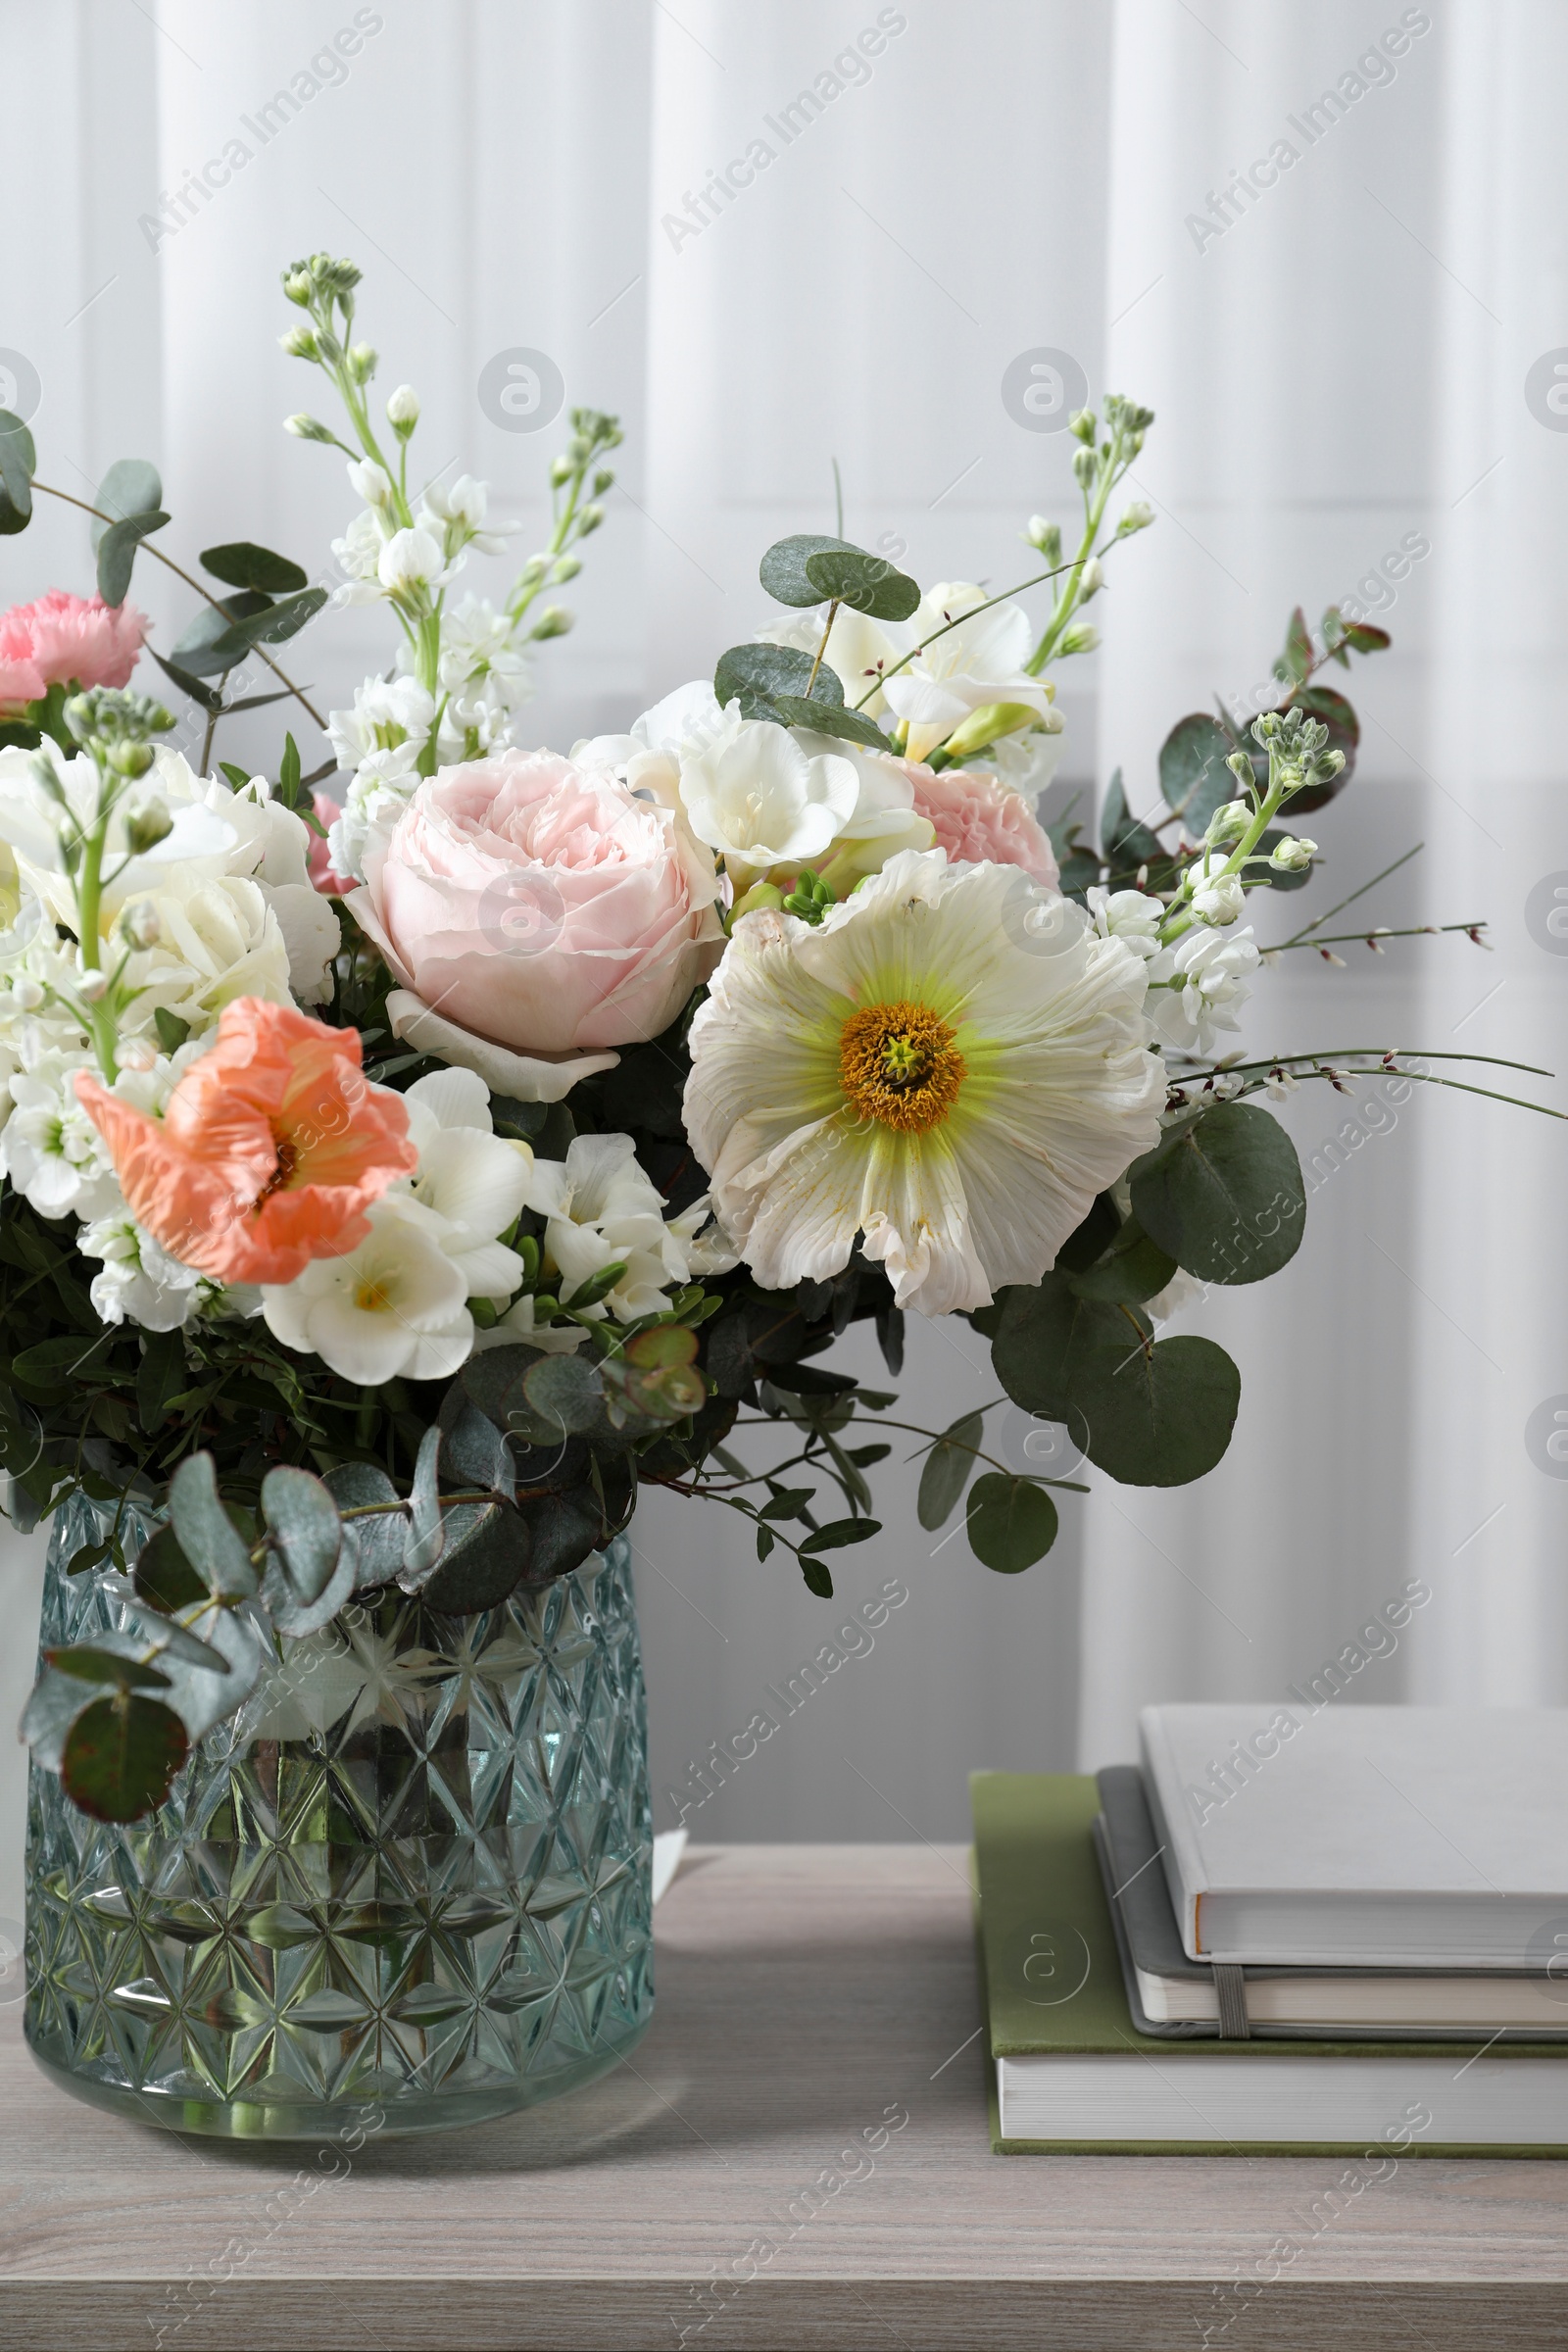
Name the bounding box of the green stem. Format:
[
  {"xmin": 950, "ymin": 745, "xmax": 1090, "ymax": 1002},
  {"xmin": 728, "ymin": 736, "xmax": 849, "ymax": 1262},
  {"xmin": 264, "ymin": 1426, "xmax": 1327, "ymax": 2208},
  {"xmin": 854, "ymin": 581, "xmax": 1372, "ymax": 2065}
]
[{"xmin": 805, "ymin": 600, "xmax": 841, "ymax": 698}]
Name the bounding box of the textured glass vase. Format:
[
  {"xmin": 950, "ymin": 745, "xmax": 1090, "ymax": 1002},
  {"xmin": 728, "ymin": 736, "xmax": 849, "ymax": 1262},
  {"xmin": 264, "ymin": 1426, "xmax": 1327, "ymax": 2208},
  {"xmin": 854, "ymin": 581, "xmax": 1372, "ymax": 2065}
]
[{"xmin": 24, "ymin": 1489, "xmax": 653, "ymax": 2139}]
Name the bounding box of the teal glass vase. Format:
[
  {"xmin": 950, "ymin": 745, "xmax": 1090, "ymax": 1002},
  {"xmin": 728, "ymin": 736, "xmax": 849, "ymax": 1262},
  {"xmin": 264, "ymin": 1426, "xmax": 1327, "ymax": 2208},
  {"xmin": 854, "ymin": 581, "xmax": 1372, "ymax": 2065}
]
[{"xmin": 24, "ymin": 1490, "xmax": 653, "ymax": 2139}]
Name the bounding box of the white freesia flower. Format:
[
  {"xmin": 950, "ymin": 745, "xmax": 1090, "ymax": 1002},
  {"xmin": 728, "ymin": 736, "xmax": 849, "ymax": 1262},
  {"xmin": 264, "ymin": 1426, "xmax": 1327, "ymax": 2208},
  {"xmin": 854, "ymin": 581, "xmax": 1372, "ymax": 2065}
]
[
  {"xmin": 683, "ymin": 849, "xmax": 1164, "ymax": 1315},
  {"xmin": 261, "ymin": 1195, "xmax": 473, "ymax": 1384},
  {"xmin": 677, "ymin": 710, "xmax": 858, "ymax": 883},
  {"xmin": 1087, "ymin": 886, "xmax": 1166, "ymax": 959},
  {"xmin": 524, "ymin": 1133, "xmax": 706, "ymax": 1321},
  {"xmin": 398, "ymin": 1066, "xmax": 531, "ymax": 1302},
  {"xmin": 1148, "ymin": 924, "xmax": 1260, "ymax": 1056},
  {"xmin": 77, "ymin": 1214, "xmax": 203, "ymax": 1332},
  {"xmin": 789, "ymin": 732, "xmax": 934, "ymax": 884},
  {"xmin": 876, "ymin": 584, "xmax": 1054, "ymax": 764}
]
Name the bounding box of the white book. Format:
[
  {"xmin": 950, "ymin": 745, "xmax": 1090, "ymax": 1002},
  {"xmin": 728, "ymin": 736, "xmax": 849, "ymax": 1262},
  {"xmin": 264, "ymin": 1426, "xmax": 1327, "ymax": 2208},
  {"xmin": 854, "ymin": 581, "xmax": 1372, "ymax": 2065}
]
[{"xmin": 1138, "ymin": 1703, "xmax": 1568, "ymax": 1969}]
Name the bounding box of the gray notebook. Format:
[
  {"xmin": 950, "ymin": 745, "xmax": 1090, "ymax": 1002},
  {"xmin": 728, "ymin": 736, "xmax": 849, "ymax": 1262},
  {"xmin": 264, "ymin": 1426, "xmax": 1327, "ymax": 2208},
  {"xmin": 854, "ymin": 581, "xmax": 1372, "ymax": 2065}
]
[{"xmin": 1095, "ymin": 1765, "xmax": 1568, "ymax": 2041}]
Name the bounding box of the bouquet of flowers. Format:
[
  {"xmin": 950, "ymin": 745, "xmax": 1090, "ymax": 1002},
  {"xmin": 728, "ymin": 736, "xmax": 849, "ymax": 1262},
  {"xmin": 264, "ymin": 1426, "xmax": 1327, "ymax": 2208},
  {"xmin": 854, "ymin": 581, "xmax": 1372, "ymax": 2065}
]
[{"xmin": 1, "ymin": 251, "xmax": 1544, "ymax": 1830}]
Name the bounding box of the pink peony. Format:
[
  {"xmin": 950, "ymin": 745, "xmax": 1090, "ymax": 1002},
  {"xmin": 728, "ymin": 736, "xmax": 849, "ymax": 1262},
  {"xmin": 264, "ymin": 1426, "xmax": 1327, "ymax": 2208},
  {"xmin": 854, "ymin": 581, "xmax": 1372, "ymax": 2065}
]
[
  {"xmin": 0, "ymin": 590, "xmax": 147, "ymax": 710},
  {"xmin": 307, "ymin": 793, "xmax": 354, "ymax": 897},
  {"xmin": 351, "ymin": 750, "xmax": 725, "ymax": 1056},
  {"xmin": 904, "ymin": 760, "xmax": 1060, "ymax": 889}
]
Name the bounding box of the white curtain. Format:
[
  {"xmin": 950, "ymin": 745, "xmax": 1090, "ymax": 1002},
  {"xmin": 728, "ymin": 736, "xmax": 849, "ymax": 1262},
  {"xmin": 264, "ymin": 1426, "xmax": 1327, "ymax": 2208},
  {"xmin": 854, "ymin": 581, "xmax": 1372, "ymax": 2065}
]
[{"xmin": 1, "ymin": 1, "xmax": 1563, "ymax": 1908}]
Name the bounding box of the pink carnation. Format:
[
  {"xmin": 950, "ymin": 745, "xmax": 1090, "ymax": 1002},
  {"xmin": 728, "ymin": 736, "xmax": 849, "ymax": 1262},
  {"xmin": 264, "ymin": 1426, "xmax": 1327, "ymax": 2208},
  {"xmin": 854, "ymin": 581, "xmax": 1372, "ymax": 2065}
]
[
  {"xmin": 307, "ymin": 794, "xmax": 354, "ymax": 897},
  {"xmin": 904, "ymin": 760, "xmax": 1060, "ymax": 889},
  {"xmin": 0, "ymin": 589, "xmax": 147, "ymax": 710}
]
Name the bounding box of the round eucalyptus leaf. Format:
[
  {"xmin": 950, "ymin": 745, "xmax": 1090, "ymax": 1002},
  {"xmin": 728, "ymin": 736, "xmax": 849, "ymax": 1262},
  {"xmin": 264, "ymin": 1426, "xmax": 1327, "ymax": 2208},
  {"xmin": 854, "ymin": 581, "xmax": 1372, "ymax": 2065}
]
[
  {"xmin": 90, "ymin": 458, "xmax": 163, "ymax": 551},
  {"xmin": 1129, "ymin": 1102, "xmax": 1305, "ymax": 1285},
  {"xmin": 802, "ymin": 547, "xmax": 921, "ymax": 621},
  {"xmin": 96, "ymin": 511, "xmax": 170, "ymax": 609},
  {"xmin": 1158, "ymin": 713, "xmax": 1235, "ymax": 833},
  {"xmin": 713, "ymin": 640, "xmax": 846, "ymax": 719},
  {"xmin": 917, "ymin": 1410, "xmax": 984, "ymax": 1531},
  {"xmin": 61, "ymin": 1692, "xmax": 188, "ymax": 1823},
  {"xmin": 1070, "ymin": 1332, "xmax": 1241, "ymax": 1488},
  {"xmin": 760, "ymin": 532, "xmax": 863, "ymax": 607},
  {"xmin": 200, "ymin": 540, "xmax": 309, "ymax": 595},
  {"xmin": 965, "ymin": 1474, "xmax": 1058, "ymax": 1571}
]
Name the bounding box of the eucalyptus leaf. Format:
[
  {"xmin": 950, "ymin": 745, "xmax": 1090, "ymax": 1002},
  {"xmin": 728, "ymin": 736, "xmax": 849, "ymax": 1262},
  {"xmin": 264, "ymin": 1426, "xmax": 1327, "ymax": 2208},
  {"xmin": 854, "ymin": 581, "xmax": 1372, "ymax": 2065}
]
[
  {"xmin": 916, "ymin": 1410, "xmax": 984, "ymax": 1531},
  {"xmin": 402, "ymin": 1425, "xmax": 444, "ymax": 1580},
  {"xmin": 760, "ymin": 532, "xmax": 864, "ymax": 608},
  {"xmin": 773, "ymin": 697, "xmax": 891, "ymax": 749},
  {"xmin": 712, "ymin": 640, "xmax": 845, "ymax": 723},
  {"xmin": 323, "ymin": 1460, "xmax": 406, "ymax": 1591},
  {"xmin": 60, "ymin": 1691, "xmax": 187, "ymax": 1823},
  {"xmin": 200, "ymin": 540, "xmax": 308, "ymax": 595},
  {"xmin": 0, "ymin": 410, "xmax": 32, "ymax": 525},
  {"xmin": 1158, "ymin": 712, "xmax": 1235, "ymax": 833},
  {"xmin": 168, "ymin": 1451, "xmax": 258, "ymax": 1599},
  {"xmin": 419, "ymin": 1499, "xmax": 528, "ymax": 1611},
  {"xmin": 992, "ymin": 1274, "xmax": 1145, "ymax": 1426},
  {"xmin": 1069, "ymin": 1332, "xmax": 1241, "ymax": 1487},
  {"xmin": 802, "ymin": 547, "xmax": 920, "ymax": 621},
  {"xmin": 89, "ymin": 458, "xmax": 163, "ymax": 551},
  {"xmin": 133, "ymin": 1523, "xmax": 207, "ymax": 1614},
  {"xmin": 46, "ymin": 1642, "xmax": 171, "ymax": 1690},
  {"xmin": 1129, "ymin": 1102, "xmax": 1305, "ymax": 1285},
  {"xmin": 521, "ymin": 1352, "xmax": 605, "ymax": 1439},
  {"xmin": 798, "ymin": 1518, "xmax": 880, "ymax": 1555},
  {"xmin": 172, "ymin": 591, "xmax": 272, "ymax": 666},
  {"xmin": 965, "ymin": 1474, "xmax": 1058, "ymax": 1571},
  {"xmin": 441, "ymin": 1401, "xmax": 515, "ymax": 1496},
  {"xmin": 180, "ymin": 586, "xmax": 327, "ymax": 674},
  {"xmin": 1100, "ymin": 767, "xmax": 1164, "ymax": 873},
  {"xmin": 153, "ymin": 1600, "xmax": 267, "ymax": 1741},
  {"xmin": 261, "ymin": 1464, "xmax": 343, "ymax": 1609},
  {"xmin": 96, "ymin": 511, "xmax": 170, "ymax": 608},
  {"xmin": 1067, "ymin": 1218, "xmax": 1179, "ymax": 1306},
  {"xmin": 22, "ymin": 1665, "xmax": 94, "ymax": 1771},
  {"xmin": 145, "ymin": 646, "xmax": 223, "ymax": 716}
]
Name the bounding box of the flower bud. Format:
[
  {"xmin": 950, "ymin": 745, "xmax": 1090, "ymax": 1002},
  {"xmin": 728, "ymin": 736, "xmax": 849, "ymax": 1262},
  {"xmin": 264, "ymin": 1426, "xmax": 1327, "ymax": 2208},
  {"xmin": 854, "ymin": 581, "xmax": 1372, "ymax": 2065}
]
[
  {"xmin": 530, "ymin": 605, "xmax": 574, "ymax": 640},
  {"xmin": 1269, "ymin": 834, "xmax": 1317, "ymax": 871},
  {"xmin": 551, "ymin": 553, "xmax": 582, "ymax": 582},
  {"xmin": 1192, "ymin": 871, "xmax": 1247, "ymax": 926},
  {"xmin": 592, "ymin": 467, "xmax": 614, "ymax": 495},
  {"xmin": 730, "ymin": 881, "xmax": 785, "ymax": 921},
  {"xmin": 1116, "ymin": 501, "xmax": 1154, "ymax": 535},
  {"xmin": 386, "ymin": 383, "xmax": 420, "ymax": 430},
  {"xmin": 348, "ymin": 342, "xmax": 377, "ymax": 383},
  {"xmin": 939, "ymin": 701, "xmax": 1045, "ymax": 762},
  {"xmin": 1204, "ymin": 799, "xmax": 1251, "ymax": 845},
  {"xmin": 12, "ymin": 976, "xmax": 42, "ymax": 1012},
  {"xmin": 279, "ymin": 324, "xmax": 318, "ymax": 360},
  {"xmin": 1068, "ymin": 408, "xmax": 1097, "ymax": 444},
  {"xmin": 284, "ymin": 414, "xmax": 334, "ymax": 442},
  {"xmin": 577, "ymin": 503, "xmax": 605, "ymax": 535},
  {"xmin": 76, "ymin": 967, "xmax": 110, "ymax": 1003},
  {"xmin": 1077, "ymin": 557, "xmax": 1103, "ymax": 601},
  {"xmin": 1025, "ymin": 514, "xmax": 1061, "ymax": 562},
  {"xmin": 118, "ymin": 1036, "xmax": 158, "ymax": 1072},
  {"xmin": 123, "ymin": 797, "xmax": 172, "ymax": 855},
  {"xmin": 120, "ymin": 899, "xmax": 162, "ymax": 950},
  {"xmin": 549, "ymin": 455, "xmax": 574, "ymax": 486},
  {"xmin": 347, "ymin": 457, "xmax": 394, "ymax": 509},
  {"xmin": 1225, "ymin": 749, "xmax": 1254, "ymax": 784},
  {"xmin": 281, "ymin": 267, "xmax": 314, "ymax": 306},
  {"xmin": 1071, "ymin": 445, "xmax": 1096, "ymax": 490},
  {"xmin": 107, "ymin": 741, "xmax": 155, "ymax": 780},
  {"xmin": 518, "ymin": 553, "xmax": 551, "ymax": 584},
  {"xmin": 1058, "ymin": 618, "xmax": 1099, "ymax": 655}
]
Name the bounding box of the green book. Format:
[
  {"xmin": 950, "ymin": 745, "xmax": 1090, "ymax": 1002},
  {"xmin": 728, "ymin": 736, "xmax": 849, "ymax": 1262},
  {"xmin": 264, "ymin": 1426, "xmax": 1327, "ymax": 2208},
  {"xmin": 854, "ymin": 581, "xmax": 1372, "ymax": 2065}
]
[{"xmin": 972, "ymin": 1771, "xmax": 1568, "ymax": 2156}]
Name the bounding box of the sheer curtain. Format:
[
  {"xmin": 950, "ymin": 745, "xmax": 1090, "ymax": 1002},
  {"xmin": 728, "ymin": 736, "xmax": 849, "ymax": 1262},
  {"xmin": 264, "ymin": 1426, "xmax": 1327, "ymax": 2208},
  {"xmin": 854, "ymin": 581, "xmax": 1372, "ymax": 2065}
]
[{"xmin": 1, "ymin": 1, "xmax": 1562, "ymax": 1913}]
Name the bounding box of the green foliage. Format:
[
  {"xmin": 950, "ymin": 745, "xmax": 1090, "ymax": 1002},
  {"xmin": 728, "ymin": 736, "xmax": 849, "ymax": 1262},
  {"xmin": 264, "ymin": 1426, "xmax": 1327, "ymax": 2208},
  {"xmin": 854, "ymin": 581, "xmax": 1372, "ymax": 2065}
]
[
  {"xmin": 965, "ymin": 1474, "xmax": 1058, "ymax": 1571},
  {"xmin": 201, "ymin": 541, "xmax": 309, "ymax": 594},
  {"xmin": 1128, "ymin": 1102, "xmax": 1305, "ymax": 1285},
  {"xmin": 90, "ymin": 459, "xmax": 162, "ymax": 549},
  {"xmin": 60, "ymin": 1690, "xmax": 188, "ymax": 1822},
  {"xmin": 0, "ymin": 409, "xmax": 35, "ymax": 532},
  {"xmin": 1158, "ymin": 713, "xmax": 1234, "ymax": 835},
  {"xmin": 917, "ymin": 1410, "xmax": 983, "ymax": 1531},
  {"xmin": 96, "ymin": 510, "xmax": 170, "ymax": 608}
]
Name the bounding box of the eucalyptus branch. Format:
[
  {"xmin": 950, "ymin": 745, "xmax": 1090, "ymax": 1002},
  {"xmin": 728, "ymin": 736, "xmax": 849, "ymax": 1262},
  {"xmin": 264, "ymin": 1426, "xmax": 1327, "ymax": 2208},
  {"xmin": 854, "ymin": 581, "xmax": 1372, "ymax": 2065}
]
[
  {"xmin": 31, "ymin": 483, "xmax": 325, "ymax": 730},
  {"xmin": 849, "ymin": 559, "xmax": 1082, "ymax": 712}
]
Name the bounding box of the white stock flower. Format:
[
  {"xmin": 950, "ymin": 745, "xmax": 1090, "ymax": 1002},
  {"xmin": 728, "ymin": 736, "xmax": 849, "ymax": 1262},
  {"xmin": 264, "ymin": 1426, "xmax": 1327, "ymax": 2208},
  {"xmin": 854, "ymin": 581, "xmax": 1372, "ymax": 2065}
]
[
  {"xmin": 419, "ymin": 474, "xmax": 515, "ymax": 559},
  {"xmin": 377, "ymin": 525, "xmax": 451, "ymax": 596},
  {"xmin": 430, "ymin": 596, "xmax": 534, "ymax": 758},
  {"xmin": 261, "ymin": 1195, "xmax": 474, "ymax": 1384},
  {"xmin": 678, "ymin": 710, "xmax": 858, "ymax": 882},
  {"xmin": 1087, "ymin": 886, "xmax": 1166, "ymax": 959},
  {"xmin": 331, "ymin": 509, "xmax": 385, "ymax": 603},
  {"xmin": 524, "ymin": 1133, "xmax": 702, "ymax": 1321},
  {"xmin": 1148, "ymin": 925, "xmax": 1260, "ymax": 1056},
  {"xmin": 326, "ymin": 676, "xmax": 435, "ymax": 784},
  {"xmin": 398, "ymin": 1066, "xmax": 531, "ymax": 1302},
  {"xmin": 78, "ymin": 1214, "xmax": 203, "ymax": 1332},
  {"xmin": 0, "ymin": 1051, "xmax": 121, "ymax": 1219},
  {"xmin": 877, "ymin": 583, "xmax": 1054, "ymax": 764},
  {"xmin": 347, "ymin": 458, "xmax": 394, "ymax": 509},
  {"xmin": 683, "ymin": 849, "xmax": 1164, "ymax": 1316},
  {"xmin": 1187, "ymin": 853, "xmax": 1247, "ymax": 927}
]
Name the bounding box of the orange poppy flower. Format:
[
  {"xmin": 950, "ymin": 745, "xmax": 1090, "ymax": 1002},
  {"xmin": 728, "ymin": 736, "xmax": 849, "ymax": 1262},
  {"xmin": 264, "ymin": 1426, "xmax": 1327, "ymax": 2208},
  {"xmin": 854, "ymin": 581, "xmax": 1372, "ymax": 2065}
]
[{"xmin": 74, "ymin": 999, "xmax": 416, "ymax": 1286}]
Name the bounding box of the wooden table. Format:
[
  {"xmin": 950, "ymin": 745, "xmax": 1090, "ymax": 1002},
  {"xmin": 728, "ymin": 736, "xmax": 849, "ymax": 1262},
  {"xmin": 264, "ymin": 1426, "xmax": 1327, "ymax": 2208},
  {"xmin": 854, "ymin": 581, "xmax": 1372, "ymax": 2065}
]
[{"xmin": 3, "ymin": 1843, "xmax": 1567, "ymax": 2349}]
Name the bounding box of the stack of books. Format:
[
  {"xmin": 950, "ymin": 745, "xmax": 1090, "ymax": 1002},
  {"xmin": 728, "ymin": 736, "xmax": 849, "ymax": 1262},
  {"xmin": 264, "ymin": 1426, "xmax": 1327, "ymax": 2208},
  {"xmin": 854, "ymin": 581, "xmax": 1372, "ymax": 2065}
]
[{"xmin": 972, "ymin": 1704, "xmax": 1568, "ymax": 2154}]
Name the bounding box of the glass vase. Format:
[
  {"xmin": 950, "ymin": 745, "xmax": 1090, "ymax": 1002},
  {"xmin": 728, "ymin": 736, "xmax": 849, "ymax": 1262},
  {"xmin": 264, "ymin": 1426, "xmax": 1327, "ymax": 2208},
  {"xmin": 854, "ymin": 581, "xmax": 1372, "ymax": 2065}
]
[{"xmin": 24, "ymin": 1488, "xmax": 653, "ymax": 2139}]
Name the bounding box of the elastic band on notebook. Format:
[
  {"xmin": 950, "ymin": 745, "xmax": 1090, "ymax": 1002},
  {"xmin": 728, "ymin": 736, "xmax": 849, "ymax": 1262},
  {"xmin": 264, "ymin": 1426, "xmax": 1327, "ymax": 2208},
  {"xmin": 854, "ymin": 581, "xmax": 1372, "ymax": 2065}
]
[{"xmin": 1212, "ymin": 1964, "xmax": 1250, "ymax": 2039}]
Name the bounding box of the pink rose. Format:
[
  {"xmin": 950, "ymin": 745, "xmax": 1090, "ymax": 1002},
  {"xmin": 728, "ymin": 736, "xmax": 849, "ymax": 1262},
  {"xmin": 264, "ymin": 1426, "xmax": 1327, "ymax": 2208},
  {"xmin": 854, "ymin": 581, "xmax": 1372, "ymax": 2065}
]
[
  {"xmin": 307, "ymin": 794, "xmax": 354, "ymax": 897},
  {"xmin": 905, "ymin": 760, "xmax": 1060, "ymax": 888},
  {"xmin": 352, "ymin": 750, "xmax": 724, "ymax": 1057},
  {"xmin": 0, "ymin": 590, "xmax": 147, "ymax": 710}
]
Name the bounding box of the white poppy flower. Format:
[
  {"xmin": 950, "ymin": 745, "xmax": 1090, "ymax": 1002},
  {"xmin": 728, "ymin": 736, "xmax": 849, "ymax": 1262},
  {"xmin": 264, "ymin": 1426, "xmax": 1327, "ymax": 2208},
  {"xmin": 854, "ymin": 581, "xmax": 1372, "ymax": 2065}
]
[
  {"xmin": 683, "ymin": 849, "xmax": 1165, "ymax": 1315},
  {"xmin": 261, "ymin": 1195, "xmax": 474, "ymax": 1384},
  {"xmin": 677, "ymin": 711, "xmax": 858, "ymax": 883}
]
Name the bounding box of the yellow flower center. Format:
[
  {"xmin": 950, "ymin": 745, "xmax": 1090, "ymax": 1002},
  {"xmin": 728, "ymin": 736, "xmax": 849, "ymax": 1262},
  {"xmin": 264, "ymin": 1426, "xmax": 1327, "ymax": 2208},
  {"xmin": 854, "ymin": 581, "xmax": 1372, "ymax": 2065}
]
[
  {"xmin": 354, "ymin": 1277, "xmax": 395, "ymax": 1313},
  {"xmin": 839, "ymin": 1000, "xmax": 965, "ymax": 1133}
]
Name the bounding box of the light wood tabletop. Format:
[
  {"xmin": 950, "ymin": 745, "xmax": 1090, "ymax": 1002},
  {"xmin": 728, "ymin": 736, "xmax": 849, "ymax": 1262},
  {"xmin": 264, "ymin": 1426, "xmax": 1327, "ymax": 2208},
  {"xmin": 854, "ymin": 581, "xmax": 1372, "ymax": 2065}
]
[{"xmin": 3, "ymin": 1841, "xmax": 1567, "ymax": 2350}]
